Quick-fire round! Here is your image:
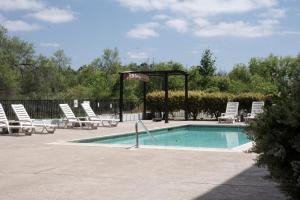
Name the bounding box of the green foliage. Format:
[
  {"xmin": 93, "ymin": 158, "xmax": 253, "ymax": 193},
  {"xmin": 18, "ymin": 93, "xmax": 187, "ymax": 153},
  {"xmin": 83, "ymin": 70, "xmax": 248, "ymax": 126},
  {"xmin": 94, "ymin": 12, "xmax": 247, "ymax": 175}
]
[
  {"xmin": 147, "ymin": 91, "xmax": 261, "ymax": 119},
  {"xmin": 232, "ymin": 93, "xmax": 265, "ymax": 112},
  {"xmin": 247, "ymin": 68, "xmax": 300, "ymax": 200},
  {"xmin": 0, "ymin": 64, "xmax": 20, "ymax": 98},
  {"xmin": 65, "ymin": 85, "xmax": 94, "ymax": 99},
  {"xmin": 187, "ymin": 91, "xmax": 205, "ymax": 119},
  {"xmin": 146, "ymin": 91, "xmax": 185, "ymax": 115},
  {"xmin": 206, "ymin": 76, "xmax": 230, "ymax": 92},
  {"xmin": 201, "ymin": 92, "xmax": 233, "ymax": 118},
  {"xmin": 188, "ymin": 66, "xmax": 201, "ymax": 90},
  {"xmin": 250, "ymin": 75, "xmax": 278, "ymax": 94},
  {"xmin": 1, "ymin": 24, "xmax": 300, "ymax": 103},
  {"xmin": 229, "ymin": 64, "xmax": 251, "ymax": 83},
  {"xmin": 198, "ymin": 49, "xmax": 216, "ymax": 77}
]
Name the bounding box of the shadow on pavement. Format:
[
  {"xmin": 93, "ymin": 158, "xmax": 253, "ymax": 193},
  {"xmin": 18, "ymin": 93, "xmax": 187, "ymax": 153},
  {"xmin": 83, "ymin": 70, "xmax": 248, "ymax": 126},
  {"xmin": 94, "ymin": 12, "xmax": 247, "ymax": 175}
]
[{"xmin": 192, "ymin": 165, "xmax": 286, "ymax": 200}]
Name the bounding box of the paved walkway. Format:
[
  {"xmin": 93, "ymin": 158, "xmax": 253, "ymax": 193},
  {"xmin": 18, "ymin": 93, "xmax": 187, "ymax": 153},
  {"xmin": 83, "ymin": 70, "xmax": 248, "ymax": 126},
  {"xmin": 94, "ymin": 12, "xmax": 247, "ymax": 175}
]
[{"xmin": 0, "ymin": 121, "xmax": 285, "ymax": 200}]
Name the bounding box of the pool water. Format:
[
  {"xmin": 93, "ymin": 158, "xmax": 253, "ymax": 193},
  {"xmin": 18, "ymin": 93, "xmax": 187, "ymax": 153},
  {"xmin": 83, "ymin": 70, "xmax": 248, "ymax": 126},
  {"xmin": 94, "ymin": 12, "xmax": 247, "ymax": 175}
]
[{"xmin": 75, "ymin": 125, "xmax": 251, "ymax": 149}]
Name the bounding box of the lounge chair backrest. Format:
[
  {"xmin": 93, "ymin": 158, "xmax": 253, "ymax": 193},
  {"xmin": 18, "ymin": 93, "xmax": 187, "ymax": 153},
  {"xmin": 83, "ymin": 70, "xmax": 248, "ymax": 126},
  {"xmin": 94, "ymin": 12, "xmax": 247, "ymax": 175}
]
[
  {"xmin": 59, "ymin": 104, "xmax": 76, "ymax": 119},
  {"xmin": 225, "ymin": 102, "xmax": 239, "ymax": 116},
  {"xmin": 0, "ymin": 103, "xmax": 8, "ymax": 124},
  {"xmin": 81, "ymin": 103, "xmax": 96, "ymax": 117},
  {"xmin": 251, "ymin": 101, "xmax": 264, "ymax": 115},
  {"xmin": 11, "ymin": 104, "xmax": 31, "ymax": 121}
]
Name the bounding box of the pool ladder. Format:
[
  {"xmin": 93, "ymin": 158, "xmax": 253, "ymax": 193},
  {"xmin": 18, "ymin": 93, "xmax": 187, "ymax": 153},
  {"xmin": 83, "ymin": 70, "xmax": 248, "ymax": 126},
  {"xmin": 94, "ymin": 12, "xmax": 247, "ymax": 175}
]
[{"xmin": 134, "ymin": 120, "xmax": 156, "ymax": 148}]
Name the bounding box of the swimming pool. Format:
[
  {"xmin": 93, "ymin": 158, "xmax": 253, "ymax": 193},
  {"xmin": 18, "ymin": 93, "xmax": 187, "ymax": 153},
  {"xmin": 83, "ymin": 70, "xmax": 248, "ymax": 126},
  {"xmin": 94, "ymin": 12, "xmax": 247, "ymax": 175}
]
[{"xmin": 75, "ymin": 125, "xmax": 251, "ymax": 149}]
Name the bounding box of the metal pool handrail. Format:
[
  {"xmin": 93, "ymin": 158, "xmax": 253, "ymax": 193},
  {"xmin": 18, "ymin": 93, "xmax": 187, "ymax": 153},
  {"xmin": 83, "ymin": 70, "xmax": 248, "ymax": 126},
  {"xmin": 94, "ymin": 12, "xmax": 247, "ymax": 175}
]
[{"xmin": 135, "ymin": 120, "xmax": 156, "ymax": 148}]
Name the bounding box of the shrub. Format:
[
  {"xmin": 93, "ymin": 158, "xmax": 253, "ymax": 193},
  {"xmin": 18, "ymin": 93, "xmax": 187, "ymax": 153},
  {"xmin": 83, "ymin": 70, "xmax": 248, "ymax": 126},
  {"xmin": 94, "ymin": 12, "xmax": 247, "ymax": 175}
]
[
  {"xmin": 187, "ymin": 91, "xmax": 205, "ymax": 120},
  {"xmin": 147, "ymin": 91, "xmax": 164, "ymax": 113},
  {"xmin": 147, "ymin": 91, "xmax": 235, "ymax": 119},
  {"xmin": 247, "ymin": 70, "xmax": 300, "ymax": 199},
  {"xmin": 232, "ymin": 92, "xmax": 265, "ymax": 113},
  {"xmin": 201, "ymin": 92, "xmax": 233, "ymax": 118},
  {"xmin": 146, "ymin": 91, "xmax": 185, "ymax": 116}
]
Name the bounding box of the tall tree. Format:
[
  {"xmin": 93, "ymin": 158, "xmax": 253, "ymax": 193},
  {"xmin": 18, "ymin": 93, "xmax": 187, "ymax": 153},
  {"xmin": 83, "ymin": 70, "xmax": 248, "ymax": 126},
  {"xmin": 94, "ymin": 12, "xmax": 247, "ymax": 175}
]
[
  {"xmin": 198, "ymin": 49, "xmax": 216, "ymax": 77},
  {"xmin": 0, "ymin": 26, "xmax": 34, "ymax": 98},
  {"xmin": 51, "ymin": 49, "xmax": 71, "ymax": 69},
  {"xmin": 100, "ymin": 48, "xmax": 121, "ymax": 75}
]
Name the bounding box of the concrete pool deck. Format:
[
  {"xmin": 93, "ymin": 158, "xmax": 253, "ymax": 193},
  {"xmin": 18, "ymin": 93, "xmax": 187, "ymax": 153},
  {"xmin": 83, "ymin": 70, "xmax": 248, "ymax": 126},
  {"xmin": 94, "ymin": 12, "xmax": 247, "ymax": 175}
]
[{"xmin": 0, "ymin": 121, "xmax": 285, "ymax": 200}]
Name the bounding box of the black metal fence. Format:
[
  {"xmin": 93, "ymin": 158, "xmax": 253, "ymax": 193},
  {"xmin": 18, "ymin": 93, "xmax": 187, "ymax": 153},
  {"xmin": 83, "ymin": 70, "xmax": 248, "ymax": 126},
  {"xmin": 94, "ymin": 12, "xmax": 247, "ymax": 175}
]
[{"xmin": 0, "ymin": 99, "xmax": 142, "ymax": 120}]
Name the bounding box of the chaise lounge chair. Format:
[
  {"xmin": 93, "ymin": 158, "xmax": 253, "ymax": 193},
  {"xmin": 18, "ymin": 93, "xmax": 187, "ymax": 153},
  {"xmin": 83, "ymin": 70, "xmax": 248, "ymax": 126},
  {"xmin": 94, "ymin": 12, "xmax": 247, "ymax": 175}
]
[
  {"xmin": 244, "ymin": 101, "xmax": 264, "ymax": 123},
  {"xmin": 218, "ymin": 102, "xmax": 239, "ymax": 123},
  {"xmin": 0, "ymin": 103, "xmax": 34, "ymax": 135},
  {"xmin": 59, "ymin": 104, "xmax": 98, "ymax": 129},
  {"xmin": 81, "ymin": 103, "xmax": 119, "ymax": 127},
  {"xmin": 11, "ymin": 104, "xmax": 56, "ymax": 134}
]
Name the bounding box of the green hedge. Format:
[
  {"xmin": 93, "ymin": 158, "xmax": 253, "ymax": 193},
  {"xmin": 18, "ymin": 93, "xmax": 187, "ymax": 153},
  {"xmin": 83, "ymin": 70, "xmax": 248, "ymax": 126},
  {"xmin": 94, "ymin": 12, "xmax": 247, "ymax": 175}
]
[
  {"xmin": 232, "ymin": 92, "xmax": 266, "ymax": 112},
  {"xmin": 147, "ymin": 91, "xmax": 267, "ymax": 119}
]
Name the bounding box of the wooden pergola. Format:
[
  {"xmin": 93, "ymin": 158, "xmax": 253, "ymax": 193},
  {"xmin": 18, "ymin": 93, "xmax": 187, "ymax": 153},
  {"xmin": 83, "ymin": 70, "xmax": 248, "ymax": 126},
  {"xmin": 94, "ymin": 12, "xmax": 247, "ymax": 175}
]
[{"xmin": 119, "ymin": 70, "xmax": 189, "ymax": 123}]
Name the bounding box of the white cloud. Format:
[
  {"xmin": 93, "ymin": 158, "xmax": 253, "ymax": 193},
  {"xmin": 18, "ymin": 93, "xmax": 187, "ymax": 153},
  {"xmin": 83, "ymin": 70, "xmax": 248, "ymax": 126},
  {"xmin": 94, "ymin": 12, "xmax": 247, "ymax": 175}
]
[
  {"xmin": 40, "ymin": 42, "xmax": 60, "ymax": 48},
  {"xmin": 0, "ymin": 0, "xmax": 44, "ymax": 11},
  {"xmin": 118, "ymin": 0, "xmax": 277, "ymax": 17},
  {"xmin": 260, "ymin": 8, "xmax": 285, "ymax": 19},
  {"xmin": 278, "ymin": 31, "xmax": 300, "ymax": 35},
  {"xmin": 152, "ymin": 14, "xmax": 170, "ymax": 21},
  {"xmin": 194, "ymin": 20, "xmax": 275, "ymax": 37},
  {"xmin": 118, "ymin": 0, "xmax": 291, "ymax": 38},
  {"xmin": 127, "ymin": 22, "xmax": 159, "ymax": 39},
  {"xmin": 0, "ymin": 15, "xmax": 41, "ymax": 32},
  {"xmin": 31, "ymin": 7, "xmax": 76, "ymax": 23},
  {"xmin": 128, "ymin": 51, "xmax": 148, "ymax": 60},
  {"xmin": 166, "ymin": 18, "xmax": 188, "ymax": 33},
  {"xmin": 118, "ymin": 0, "xmax": 174, "ymax": 11}
]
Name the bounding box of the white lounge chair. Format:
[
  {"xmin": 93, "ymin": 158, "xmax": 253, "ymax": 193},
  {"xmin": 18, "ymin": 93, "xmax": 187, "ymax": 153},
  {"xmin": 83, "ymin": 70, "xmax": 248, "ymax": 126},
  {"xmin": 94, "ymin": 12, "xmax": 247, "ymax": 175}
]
[
  {"xmin": 218, "ymin": 102, "xmax": 239, "ymax": 123},
  {"xmin": 11, "ymin": 104, "xmax": 56, "ymax": 134},
  {"xmin": 81, "ymin": 103, "xmax": 119, "ymax": 127},
  {"xmin": 244, "ymin": 101, "xmax": 264, "ymax": 123},
  {"xmin": 0, "ymin": 103, "xmax": 33, "ymax": 135},
  {"xmin": 0, "ymin": 104, "xmax": 9, "ymax": 132},
  {"xmin": 0, "ymin": 103, "xmax": 23, "ymax": 135},
  {"xmin": 59, "ymin": 104, "xmax": 98, "ymax": 129}
]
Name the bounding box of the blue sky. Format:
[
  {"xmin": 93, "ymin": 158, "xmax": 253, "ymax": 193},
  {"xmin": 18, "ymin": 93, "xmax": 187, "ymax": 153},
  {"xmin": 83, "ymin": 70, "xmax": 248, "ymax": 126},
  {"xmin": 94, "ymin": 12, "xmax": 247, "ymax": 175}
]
[{"xmin": 1, "ymin": 0, "xmax": 300, "ymax": 71}]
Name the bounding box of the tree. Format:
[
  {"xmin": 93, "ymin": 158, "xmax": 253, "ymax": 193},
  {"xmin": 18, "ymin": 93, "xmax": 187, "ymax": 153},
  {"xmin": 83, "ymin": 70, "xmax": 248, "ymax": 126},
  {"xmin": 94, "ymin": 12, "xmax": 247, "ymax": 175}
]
[
  {"xmin": 0, "ymin": 25, "xmax": 34, "ymax": 99},
  {"xmin": 196, "ymin": 49, "xmax": 217, "ymax": 90},
  {"xmin": 247, "ymin": 66, "xmax": 300, "ymax": 200},
  {"xmin": 51, "ymin": 49, "xmax": 71, "ymax": 69},
  {"xmin": 228, "ymin": 64, "xmax": 251, "ymax": 83},
  {"xmin": 100, "ymin": 48, "xmax": 121, "ymax": 75},
  {"xmin": 198, "ymin": 49, "xmax": 216, "ymax": 77},
  {"xmin": 0, "ymin": 64, "xmax": 20, "ymax": 98}
]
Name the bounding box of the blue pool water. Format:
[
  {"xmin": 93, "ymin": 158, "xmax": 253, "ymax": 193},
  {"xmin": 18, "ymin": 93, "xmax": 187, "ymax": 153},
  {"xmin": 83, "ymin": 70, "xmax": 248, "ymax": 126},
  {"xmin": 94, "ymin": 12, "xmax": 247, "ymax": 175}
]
[{"xmin": 75, "ymin": 125, "xmax": 250, "ymax": 149}]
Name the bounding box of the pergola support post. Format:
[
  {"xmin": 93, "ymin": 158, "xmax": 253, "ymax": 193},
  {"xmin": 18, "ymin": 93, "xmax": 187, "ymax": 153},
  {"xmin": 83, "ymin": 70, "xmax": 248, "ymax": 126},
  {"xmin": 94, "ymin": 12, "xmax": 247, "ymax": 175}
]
[
  {"xmin": 164, "ymin": 73, "xmax": 169, "ymax": 123},
  {"xmin": 119, "ymin": 73, "xmax": 124, "ymax": 122},
  {"xmin": 142, "ymin": 82, "xmax": 147, "ymax": 120},
  {"xmin": 185, "ymin": 74, "xmax": 189, "ymax": 120}
]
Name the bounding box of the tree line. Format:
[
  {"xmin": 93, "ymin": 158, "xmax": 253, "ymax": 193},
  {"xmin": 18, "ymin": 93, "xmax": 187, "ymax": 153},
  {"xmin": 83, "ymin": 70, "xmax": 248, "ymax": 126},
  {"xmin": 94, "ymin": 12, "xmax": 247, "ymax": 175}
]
[{"xmin": 1, "ymin": 26, "xmax": 299, "ymax": 100}]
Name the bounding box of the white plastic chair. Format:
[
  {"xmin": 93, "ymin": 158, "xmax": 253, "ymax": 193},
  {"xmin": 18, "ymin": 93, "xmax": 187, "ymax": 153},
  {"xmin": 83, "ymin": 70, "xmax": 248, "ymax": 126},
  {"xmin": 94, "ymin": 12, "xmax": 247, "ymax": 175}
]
[
  {"xmin": 218, "ymin": 102, "xmax": 239, "ymax": 123},
  {"xmin": 11, "ymin": 104, "xmax": 56, "ymax": 134},
  {"xmin": 244, "ymin": 101, "xmax": 264, "ymax": 123},
  {"xmin": 0, "ymin": 103, "xmax": 33, "ymax": 135},
  {"xmin": 59, "ymin": 104, "xmax": 98, "ymax": 129},
  {"xmin": 81, "ymin": 103, "xmax": 119, "ymax": 127}
]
